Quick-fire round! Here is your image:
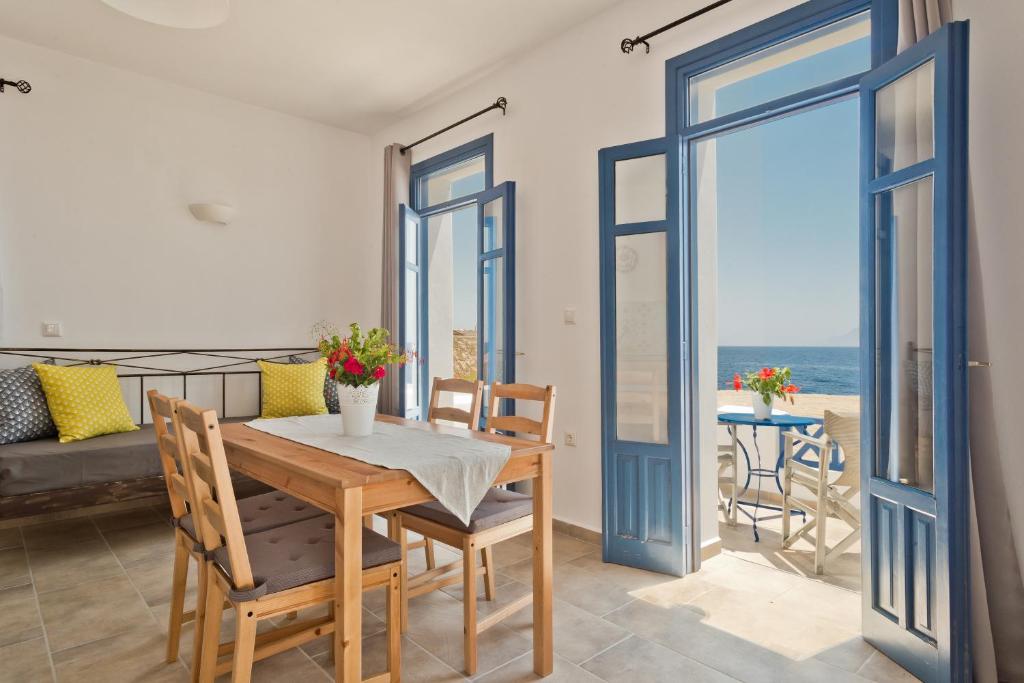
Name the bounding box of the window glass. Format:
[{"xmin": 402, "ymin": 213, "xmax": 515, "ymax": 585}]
[
  {"xmin": 688, "ymin": 11, "xmax": 871, "ymax": 124},
  {"xmin": 417, "ymin": 155, "xmax": 486, "ymax": 208},
  {"xmin": 875, "ymin": 60, "xmax": 935, "ymax": 176},
  {"xmin": 615, "ymin": 155, "xmax": 666, "ymax": 224}
]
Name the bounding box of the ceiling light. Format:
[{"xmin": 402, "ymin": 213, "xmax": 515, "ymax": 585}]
[{"xmin": 99, "ymin": 0, "xmax": 230, "ymax": 29}]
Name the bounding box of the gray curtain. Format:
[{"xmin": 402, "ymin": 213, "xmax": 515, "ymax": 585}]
[
  {"xmin": 896, "ymin": 4, "xmax": 1016, "ymax": 681},
  {"xmin": 379, "ymin": 144, "xmax": 411, "ymax": 416}
]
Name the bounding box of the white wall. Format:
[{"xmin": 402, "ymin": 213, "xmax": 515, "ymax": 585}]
[
  {"xmin": 364, "ymin": 0, "xmax": 803, "ymax": 536},
  {"xmin": 0, "ymin": 36, "xmax": 374, "ymax": 350}
]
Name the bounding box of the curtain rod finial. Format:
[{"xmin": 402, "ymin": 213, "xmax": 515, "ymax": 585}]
[{"xmin": 496, "ymin": 97, "xmax": 508, "ymax": 114}]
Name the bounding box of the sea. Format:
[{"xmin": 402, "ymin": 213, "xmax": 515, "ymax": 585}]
[{"xmin": 717, "ymin": 346, "xmax": 859, "ymax": 396}]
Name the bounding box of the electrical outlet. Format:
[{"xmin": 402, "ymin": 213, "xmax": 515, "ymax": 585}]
[
  {"xmin": 563, "ymin": 308, "xmax": 576, "ymax": 325},
  {"xmin": 42, "ymin": 322, "xmax": 62, "ymax": 338},
  {"xmin": 564, "ymin": 431, "xmax": 577, "ymax": 447}
]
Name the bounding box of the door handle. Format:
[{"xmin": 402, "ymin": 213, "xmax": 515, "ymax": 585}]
[{"xmin": 968, "ymin": 360, "xmax": 991, "ymax": 368}]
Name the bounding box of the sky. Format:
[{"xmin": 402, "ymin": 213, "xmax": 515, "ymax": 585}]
[
  {"xmin": 713, "ymin": 36, "xmax": 870, "ymax": 347},
  {"xmin": 435, "ymin": 30, "xmax": 872, "ymax": 347}
]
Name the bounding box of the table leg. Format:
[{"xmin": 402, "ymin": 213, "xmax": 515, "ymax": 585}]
[
  {"xmin": 533, "ymin": 450, "xmax": 553, "ymax": 676},
  {"xmin": 334, "ymin": 486, "xmax": 363, "ymax": 683}
]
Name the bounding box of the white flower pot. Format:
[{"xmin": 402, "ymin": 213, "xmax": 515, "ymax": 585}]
[
  {"xmin": 337, "ymin": 382, "xmax": 380, "ymax": 436},
  {"xmin": 752, "ymin": 393, "xmax": 772, "ymax": 420}
]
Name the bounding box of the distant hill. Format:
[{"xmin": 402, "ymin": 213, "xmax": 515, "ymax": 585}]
[{"xmin": 823, "ymin": 327, "xmax": 859, "ymax": 347}]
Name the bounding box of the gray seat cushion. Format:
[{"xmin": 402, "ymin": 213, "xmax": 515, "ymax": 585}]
[
  {"xmin": 0, "ymin": 416, "xmax": 254, "ymax": 497},
  {"xmin": 178, "ymin": 491, "xmax": 322, "ymax": 540},
  {"xmin": 402, "ymin": 488, "xmax": 532, "ymax": 534},
  {"xmin": 213, "ymin": 515, "xmax": 401, "ymax": 596}
]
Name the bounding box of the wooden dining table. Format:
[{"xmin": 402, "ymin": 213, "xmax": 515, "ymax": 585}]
[{"xmin": 219, "ymin": 414, "xmax": 555, "ymax": 682}]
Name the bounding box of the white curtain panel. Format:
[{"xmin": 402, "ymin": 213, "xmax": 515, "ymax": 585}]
[
  {"xmin": 897, "ymin": 0, "xmax": 951, "ymax": 52},
  {"xmin": 379, "ymin": 144, "xmax": 411, "ymax": 416}
]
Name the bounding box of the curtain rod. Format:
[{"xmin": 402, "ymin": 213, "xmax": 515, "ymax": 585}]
[
  {"xmin": 399, "ymin": 97, "xmax": 507, "ymax": 155},
  {"xmin": 621, "ymin": 0, "xmax": 736, "ymax": 54}
]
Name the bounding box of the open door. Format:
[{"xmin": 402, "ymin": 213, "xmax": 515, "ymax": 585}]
[
  {"xmin": 859, "ymin": 22, "xmax": 969, "ymax": 682},
  {"xmin": 478, "ymin": 182, "xmax": 516, "ymax": 419},
  {"xmin": 398, "ymin": 203, "xmax": 425, "ymax": 419},
  {"xmin": 599, "ymin": 137, "xmax": 688, "ymax": 576}
]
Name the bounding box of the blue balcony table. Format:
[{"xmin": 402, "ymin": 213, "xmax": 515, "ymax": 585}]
[{"xmin": 718, "ymin": 410, "xmax": 817, "ymax": 542}]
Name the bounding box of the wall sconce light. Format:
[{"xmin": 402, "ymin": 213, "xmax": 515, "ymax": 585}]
[{"xmin": 189, "ymin": 203, "xmax": 236, "ymax": 225}]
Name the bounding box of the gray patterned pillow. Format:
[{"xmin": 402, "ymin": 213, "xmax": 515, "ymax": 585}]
[
  {"xmin": 0, "ymin": 363, "xmax": 58, "ymax": 444},
  {"xmin": 288, "ymin": 355, "xmax": 339, "ymax": 414}
]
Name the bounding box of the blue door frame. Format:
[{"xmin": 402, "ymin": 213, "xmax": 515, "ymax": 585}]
[
  {"xmin": 599, "ymin": 136, "xmax": 690, "ymax": 576},
  {"xmin": 477, "ymin": 182, "xmax": 517, "ymax": 421},
  {"xmin": 859, "ymin": 22, "xmax": 970, "ymax": 682}
]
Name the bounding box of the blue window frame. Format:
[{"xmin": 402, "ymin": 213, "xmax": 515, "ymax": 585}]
[{"xmin": 400, "ymin": 135, "xmax": 516, "ymax": 419}]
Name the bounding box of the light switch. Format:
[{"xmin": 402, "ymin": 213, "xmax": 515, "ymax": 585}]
[
  {"xmin": 563, "ymin": 308, "xmax": 576, "ymax": 325},
  {"xmin": 42, "ymin": 322, "xmax": 62, "ymax": 337}
]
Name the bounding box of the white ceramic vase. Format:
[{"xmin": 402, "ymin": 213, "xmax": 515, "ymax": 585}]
[
  {"xmin": 751, "ymin": 393, "xmax": 772, "ymax": 420},
  {"xmin": 337, "ymin": 382, "xmax": 380, "ymax": 436}
]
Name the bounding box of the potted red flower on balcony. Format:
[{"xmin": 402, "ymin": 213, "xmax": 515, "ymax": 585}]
[
  {"xmin": 733, "ymin": 367, "xmax": 799, "ymax": 420},
  {"xmin": 316, "ymin": 322, "xmax": 406, "ymax": 436}
]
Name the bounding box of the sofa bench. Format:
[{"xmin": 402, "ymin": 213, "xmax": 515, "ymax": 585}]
[{"xmin": 0, "ymin": 417, "xmax": 269, "ymax": 521}]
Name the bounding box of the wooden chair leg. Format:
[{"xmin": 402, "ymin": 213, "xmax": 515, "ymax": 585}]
[
  {"xmin": 327, "ymin": 600, "xmax": 336, "ymax": 664},
  {"xmin": 387, "ymin": 567, "xmax": 401, "ymax": 681},
  {"xmin": 166, "ymin": 534, "xmax": 190, "ymax": 663},
  {"xmin": 462, "ymin": 537, "xmax": 478, "ymax": 675},
  {"xmin": 481, "ymin": 546, "xmax": 496, "ymax": 601},
  {"xmin": 190, "ymin": 561, "xmax": 209, "ymax": 683},
  {"xmin": 198, "ymin": 579, "xmax": 227, "ymax": 683},
  {"xmin": 399, "ymin": 526, "xmax": 409, "ymax": 633},
  {"xmin": 814, "ymin": 490, "xmax": 829, "ymax": 575},
  {"xmin": 424, "ymin": 538, "xmax": 436, "ymax": 570},
  {"xmin": 231, "ymin": 605, "xmax": 258, "ymax": 683}
]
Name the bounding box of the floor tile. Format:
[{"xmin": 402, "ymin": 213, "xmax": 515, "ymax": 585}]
[
  {"xmin": 91, "ymin": 507, "xmax": 166, "ymax": 532},
  {"xmin": 502, "ymin": 559, "xmax": 634, "ymax": 618},
  {"xmin": 52, "ymin": 625, "xmax": 188, "ymax": 682},
  {"xmin": 37, "ymin": 574, "xmax": 155, "ymax": 652},
  {"xmin": 217, "ymin": 647, "xmax": 328, "ymax": 682},
  {"xmin": 567, "ymin": 552, "xmax": 670, "ymax": 592},
  {"xmin": 27, "ymin": 541, "xmax": 124, "ymax": 595},
  {"xmin": 0, "ymin": 546, "xmax": 30, "ymax": 590},
  {"xmin": 340, "ymin": 632, "xmax": 467, "ymax": 682},
  {"xmin": 0, "ymin": 527, "xmax": 22, "ymax": 550},
  {"xmin": 812, "ymin": 637, "xmax": 877, "ymax": 674},
  {"xmin": 0, "ymin": 584, "xmax": 43, "ymax": 648},
  {"xmin": 581, "ymin": 635, "xmax": 738, "ymax": 682},
  {"xmin": 477, "ymin": 652, "xmax": 603, "ymax": 682},
  {"xmin": 22, "ymin": 519, "xmax": 102, "ymax": 551},
  {"xmin": 0, "ymin": 637, "xmax": 53, "ymax": 683},
  {"xmin": 857, "ymin": 650, "xmax": 922, "ymax": 682},
  {"xmin": 123, "ymin": 551, "xmax": 198, "ymax": 607},
  {"xmin": 501, "ymin": 596, "xmax": 630, "ymax": 665},
  {"xmin": 102, "ymin": 521, "xmax": 175, "ymax": 567},
  {"xmin": 508, "ymin": 532, "xmax": 596, "ymax": 566}
]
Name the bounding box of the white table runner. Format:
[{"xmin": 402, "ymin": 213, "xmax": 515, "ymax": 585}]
[{"xmin": 244, "ymin": 414, "xmax": 511, "ymax": 525}]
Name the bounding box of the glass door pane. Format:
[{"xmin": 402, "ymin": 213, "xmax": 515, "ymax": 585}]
[
  {"xmin": 614, "ymin": 232, "xmax": 668, "ymax": 444},
  {"xmin": 399, "ymin": 204, "xmax": 423, "ymax": 418},
  {"xmin": 477, "ymin": 182, "xmax": 516, "ymax": 419},
  {"xmin": 875, "ymin": 177, "xmax": 934, "ymax": 492},
  {"xmin": 875, "ymin": 60, "xmax": 935, "ymax": 175}
]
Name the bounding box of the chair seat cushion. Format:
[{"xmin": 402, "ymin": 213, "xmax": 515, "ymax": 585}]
[
  {"xmin": 178, "ymin": 491, "xmax": 321, "ymax": 540},
  {"xmin": 402, "ymin": 488, "xmax": 532, "ymax": 534},
  {"xmin": 213, "ymin": 515, "xmax": 401, "ymax": 596}
]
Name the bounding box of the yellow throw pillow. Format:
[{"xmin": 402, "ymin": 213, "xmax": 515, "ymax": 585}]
[
  {"xmin": 33, "ymin": 364, "xmax": 139, "ymax": 443},
  {"xmin": 258, "ymin": 358, "xmax": 328, "ymax": 418}
]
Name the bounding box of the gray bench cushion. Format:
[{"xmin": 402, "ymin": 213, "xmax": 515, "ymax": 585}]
[
  {"xmin": 178, "ymin": 491, "xmax": 322, "ymax": 540},
  {"xmin": 213, "ymin": 515, "xmax": 401, "ymax": 596},
  {"xmin": 0, "ymin": 417, "xmax": 254, "ymax": 497},
  {"xmin": 402, "ymin": 488, "xmax": 532, "ymax": 534}
]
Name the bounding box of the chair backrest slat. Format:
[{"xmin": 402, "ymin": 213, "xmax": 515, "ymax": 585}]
[
  {"xmin": 427, "ymin": 377, "xmax": 484, "ymax": 430},
  {"xmin": 173, "ymin": 400, "xmax": 255, "ymax": 590},
  {"xmin": 147, "ymin": 390, "xmax": 189, "ymax": 519},
  {"xmin": 485, "ymin": 382, "xmax": 556, "ymax": 443},
  {"xmin": 824, "ymin": 410, "xmax": 861, "ymax": 490}
]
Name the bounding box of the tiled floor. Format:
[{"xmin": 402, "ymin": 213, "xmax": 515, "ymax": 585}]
[{"xmin": 0, "ymin": 504, "xmax": 916, "ymax": 682}]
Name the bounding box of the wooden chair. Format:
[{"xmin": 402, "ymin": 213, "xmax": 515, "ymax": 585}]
[
  {"xmin": 397, "ymin": 381, "xmax": 556, "ymax": 675},
  {"xmin": 718, "ymin": 431, "xmax": 739, "ymax": 527},
  {"xmin": 148, "ymin": 390, "xmax": 323, "ymax": 676},
  {"xmin": 402, "ymin": 377, "xmax": 486, "ymax": 571},
  {"xmin": 781, "ymin": 410, "xmax": 862, "ymax": 574},
  {"xmin": 172, "ymin": 400, "xmax": 402, "ymax": 683}
]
